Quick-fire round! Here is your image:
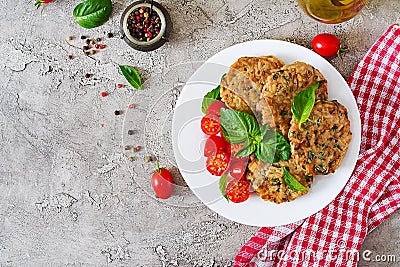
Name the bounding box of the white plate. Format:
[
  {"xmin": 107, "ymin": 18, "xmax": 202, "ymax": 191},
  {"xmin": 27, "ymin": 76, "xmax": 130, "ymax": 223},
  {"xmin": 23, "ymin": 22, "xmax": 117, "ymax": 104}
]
[{"xmin": 172, "ymin": 40, "xmax": 361, "ymax": 227}]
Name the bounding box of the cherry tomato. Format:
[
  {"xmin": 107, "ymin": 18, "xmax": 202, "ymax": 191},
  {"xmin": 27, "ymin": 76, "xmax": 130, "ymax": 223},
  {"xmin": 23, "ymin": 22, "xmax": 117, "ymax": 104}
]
[
  {"xmin": 229, "ymin": 159, "xmax": 248, "ymax": 180},
  {"xmin": 151, "ymin": 161, "xmax": 174, "ymax": 199},
  {"xmin": 226, "ymin": 180, "xmax": 250, "ymax": 203},
  {"xmin": 204, "ymin": 135, "xmax": 228, "ymax": 157},
  {"xmin": 206, "ymin": 100, "xmax": 228, "ymax": 116},
  {"xmin": 312, "ymin": 33, "xmax": 345, "ymax": 57},
  {"xmin": 206, "ymin": 150, "xmax": 230, "ymax": 176},
  {"xmin": 201, "ymin": 114, "xmax": 221, "ymax": 136}
]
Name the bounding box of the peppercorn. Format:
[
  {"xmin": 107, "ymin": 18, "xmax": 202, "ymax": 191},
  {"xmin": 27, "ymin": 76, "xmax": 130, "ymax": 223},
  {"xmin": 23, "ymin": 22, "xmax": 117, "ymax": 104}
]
[
  {"xmin": 131, "ymin": 147, "xmax": 137, "ymax": 153},
  {"xmin": 101, "ymin": 91, "xmax": 107, "ymax": 97},
  {"xmin": 96, "ymin": 38, "xmax": 101, "ymax": 42},
  {"xmin": 68, "ymin": 54, "xmax": 73, "ymax": 60},
  {"xmin": 66, "ymin": 36, "xmax": 73, "ymax": 41},
  {"xmin": 144, "ymin": 156, "xmax": 152, "ymax": 162},
  {"xmin": 127, "ymin": 129, "xmax": 135, "ymax": 135},
  {"xmin": 128, "ymin": 157, "xmax": 135, "ymax": 162},
  {"xmin": 117, "ymin": 84, "xmax": 123, "ymax": 88},
  {"xmin": 99, "ymin": 44, "xmax": 105, "ymax": 49},
  {"xmin": 86, "ymin": 39, "xmax": 90, "ymax": 44},
  {"xmin": 107, "ymin": 32, "xmax": 114, "ymax": 38},
  {"xmin": 90, "ymin": 50, "xmax": 96, "ymax": 55},
  {"xmin": 124, "ymin": 145, "xmax": 131, "ymax": 150},
  {"xmin": 136, "ymin": 146, "xmax": 141, "ymax": 151},
  {"xmin": 114, "ymin": 110, "xmax": 121, "ymax": 115},
  {"xmin": 84, "ymin": 52, "xmax": 89, "ymax": 56},
  {"xmin": 90, "ymin": 40, "xmax": 95, "ymax": 45},
  {"xmin": 94, "ymin": 44, "xmax": 99, "ymax": 49},
  {"xmin": 85, "ymin": 73, "xmax": 91, "ymax": 78},
  {"xmin": 80, "ymin": 35, "xmax": 86, "ymax": 39},
  {"xmin": 128, "ymin": 104, "xmax": 135, "ymax": 109}
]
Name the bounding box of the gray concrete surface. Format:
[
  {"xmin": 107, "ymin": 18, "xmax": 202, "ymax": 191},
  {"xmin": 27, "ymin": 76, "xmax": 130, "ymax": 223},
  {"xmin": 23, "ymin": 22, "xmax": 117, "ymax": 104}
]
[{"xmin": 1, "ymin": 0, "xmax": 399, "ymax": 266}]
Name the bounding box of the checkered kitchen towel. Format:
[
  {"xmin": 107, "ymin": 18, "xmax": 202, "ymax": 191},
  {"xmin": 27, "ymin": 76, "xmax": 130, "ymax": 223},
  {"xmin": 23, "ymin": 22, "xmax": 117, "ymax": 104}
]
[{"xmin": 235, "ymin": 24, "xmax": 400, "ymax": 267}]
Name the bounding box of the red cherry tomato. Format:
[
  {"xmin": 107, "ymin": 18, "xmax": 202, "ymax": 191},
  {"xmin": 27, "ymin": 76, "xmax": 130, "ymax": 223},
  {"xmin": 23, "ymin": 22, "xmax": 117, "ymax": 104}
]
[
  {"xmin": 206, "ymin": 100, "xmax": 228, "ymax": 116},
  {"xmin": 204, "ymin": 135, "xmax": 228, "ymax": 157},
  {"xmin": 206, "ymin": 150, "xmax": 230, "ymax": 176},
  {"xmin": 151, "ymin": 161, "xmax": 174, "ymax": 199},
  {"xmin": 312, "ymin": 33, "xmax": 342, "ymax": 57},
  {"xmin": 229, "ymin": 159, "xmax": 248, "ymax": 180},
  {"xmin": 201, "ymin": 114, "xmax": 221, "ymax": 136},
  {"xmin": 226, "ymin": 180, "xmax": 250, "ymax": 203}
]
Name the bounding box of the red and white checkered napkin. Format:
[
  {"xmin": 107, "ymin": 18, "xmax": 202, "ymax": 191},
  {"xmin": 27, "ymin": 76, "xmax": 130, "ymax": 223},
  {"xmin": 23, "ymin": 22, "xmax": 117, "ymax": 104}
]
[{"xmin": 235, "ymin": 24, "xmax": 400, "ymax": 267}]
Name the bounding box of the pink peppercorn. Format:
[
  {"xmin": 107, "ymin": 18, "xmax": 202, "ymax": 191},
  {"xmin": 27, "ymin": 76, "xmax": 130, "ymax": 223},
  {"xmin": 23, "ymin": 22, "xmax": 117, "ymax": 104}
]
[{"xmin": 101, "ymin": 91, "xmax": 107, "ymax": 97}]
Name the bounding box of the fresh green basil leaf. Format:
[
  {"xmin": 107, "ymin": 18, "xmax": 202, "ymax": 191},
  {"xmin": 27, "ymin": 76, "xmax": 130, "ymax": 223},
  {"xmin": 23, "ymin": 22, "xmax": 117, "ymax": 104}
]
[
  {"xmin": 201, "ymin": 86, "xmax": 221, "ymax": 114},
  {"xmin": 220, "ymin": 109, "xmax": 260, "ymax": 144},
  {"xmin": 73, "ymin": 0, "xmax": 112, "ymax": 29},
  {"xmin": 255, "ymin": 137, "xmax": 276, "ymax": 163},
  {"xmin": 219, "ymin": 174, "xmax": 229, "ymax": 202},
  {"xmin": 274, "ymin": 132, "xmax": 291, "ymax": 162},
  {"xmin": 235, "ymin": 140, "xmax": 257, "ymax": 158},
  {"xmin": 283, "ymin": 167, "xmax": 308, "ymax": 191},
  {"xmin": 119, "ymin": 65, "xmax": 142, "ymax": 90},
  {"xmin": 291, "ymin": 83, "xmax": 319, "ymax": 129},
  {"xmin": 255, "ymin": 127, "xmax": 291, "ymax": 163}
]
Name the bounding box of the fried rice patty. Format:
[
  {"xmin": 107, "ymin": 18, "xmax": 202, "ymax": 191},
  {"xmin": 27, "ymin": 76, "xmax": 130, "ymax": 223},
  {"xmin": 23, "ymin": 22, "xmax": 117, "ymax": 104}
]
[
  {"xmin": 289, "ymin": 100, "xmax": 352, "ymax": 176},
  {"xmin": 245, "ymin": 159, "xmax": 313, "ymax": 204},
  {"xmin": 220, "ymin": 56, "xmax": 284, "ymax": 116},
  {"xmin": 262, "ymin": 62, "xmax": 329, "ymax": 137}
]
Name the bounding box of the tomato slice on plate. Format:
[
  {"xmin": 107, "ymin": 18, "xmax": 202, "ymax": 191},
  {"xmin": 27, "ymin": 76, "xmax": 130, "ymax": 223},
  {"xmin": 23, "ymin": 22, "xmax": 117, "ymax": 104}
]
[
  {"xmin": 206, "ymin": 100, "xmax": 228, "ymax": 116},
  {"xmin": 201, "ymin": 114, "xmax": 221, "ymax": 136},
  {"xmin": 226, "ymin": 180, "xmax": 250, "ymax": 203},
  {"xmin": 204, "ymin": 135, "xmax": 228, "ymax": 157},
  {"xmin": 229, "ymin": 158, "xmax": 248, "ymax": 180},
  {"xmin": 206, "ymin": 150, "xmax": 230, "ymax": 176}
]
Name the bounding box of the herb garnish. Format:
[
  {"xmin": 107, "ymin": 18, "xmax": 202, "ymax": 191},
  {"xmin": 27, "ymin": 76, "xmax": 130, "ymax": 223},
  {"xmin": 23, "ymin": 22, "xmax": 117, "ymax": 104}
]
[
  {"xmin": 201, "ymin": 86, "xmax": 221, "ymax": 114},
  {"xmin": 73, "ymin": 0, "xmax": 112, "ymax": 29},
  {"xmin": 291, "ymin": 83, "xmax": 319, "ymax": 129},
  {"xmin": 219, "ymin": 174, "xmax": 229, "ymax": 202},
  {"xmin": 220, "ymin": 109, "xmax": 290, "ymax": 163},
  {"xmin": 119, "ymin": 65, "xmax": 142, "ymax": 90},
  {"xmin": 283, "ymin": 167, "xmax": 308, "ymax": 191}
]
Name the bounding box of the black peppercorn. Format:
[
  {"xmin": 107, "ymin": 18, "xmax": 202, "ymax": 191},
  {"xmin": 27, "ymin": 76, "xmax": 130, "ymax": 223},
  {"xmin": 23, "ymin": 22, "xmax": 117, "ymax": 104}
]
[
  {"xmin": 80, "ymin": 35, "xmax": 86, "ymax": 39},
  {"xmin": 114, "ymin": 110, "xmax": 121, "ymax": 116},
  {"xmin": 85, "ymin": 73, "xmax": 91, "ymax": 78},
  {"xmin": 107, "ymin": 32, "xmax": 114, "ymax": 38}
]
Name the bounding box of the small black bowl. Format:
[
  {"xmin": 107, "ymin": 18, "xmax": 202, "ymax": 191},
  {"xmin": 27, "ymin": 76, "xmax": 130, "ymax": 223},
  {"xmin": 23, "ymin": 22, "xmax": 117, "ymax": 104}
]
[{"xmin": 120, "ymin": 0, "xmax": 172, "ymax": 52}]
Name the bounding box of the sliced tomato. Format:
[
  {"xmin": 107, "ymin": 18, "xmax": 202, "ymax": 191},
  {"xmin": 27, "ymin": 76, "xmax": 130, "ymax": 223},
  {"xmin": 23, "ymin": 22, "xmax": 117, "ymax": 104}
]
[
  {"xmin": 206, "ymin": 100, "xmax": 228, "ymax": 116},
  {"xmin": 201, "ymin": 114, "xmax": 221, "ymax": 136},
  {"xmin": 229, "ymin": 159, "xmax": 248, "ymax": 180},
  {"xmin": 226, "ymin": 180, "xmax": 250, "ymax": 203},
  {"xmin": 206, "ymin": 150, "xmax": 230, "ymax": 176},
  {"xmin": 204, "ymin": 135, "xmax": 228, "ymax": 157}
]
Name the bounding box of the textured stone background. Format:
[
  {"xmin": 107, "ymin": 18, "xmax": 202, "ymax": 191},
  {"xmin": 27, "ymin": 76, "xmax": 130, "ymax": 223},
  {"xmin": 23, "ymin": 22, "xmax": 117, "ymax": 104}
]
[{"xmin": 1, "ymin": 0, "xmax": 399, "ymax": 266}]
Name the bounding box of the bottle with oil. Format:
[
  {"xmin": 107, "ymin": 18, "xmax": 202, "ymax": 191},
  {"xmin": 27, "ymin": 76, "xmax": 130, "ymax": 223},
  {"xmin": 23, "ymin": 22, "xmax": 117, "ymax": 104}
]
[{"xmin": 296, "ymin": 0, "xmax": 368, "ymax": 24}]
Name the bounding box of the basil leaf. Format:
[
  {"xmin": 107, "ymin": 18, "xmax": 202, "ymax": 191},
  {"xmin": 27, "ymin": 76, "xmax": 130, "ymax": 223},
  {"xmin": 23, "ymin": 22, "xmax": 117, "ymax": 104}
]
[
  {"xmin": 73, "ymin": 0, "xmax": 112, "ymax": 29},
  {"xmin": 119, "ymin": 65, "xmax": 142, "ymax": 90},
  {"xmin": 291, "ymin": 83, "xmax": 319, "ymax": 129},
  {"xmin": 283, "ymin": 167, "xmax": 308, "ymax": 191},
  {"xmin": 201, "ymin": 86, "xmax": 221, "ymax": 114},
  {"xmin": 255, "ymin": 127, "xmax": 291, "ymax": 163},
  {"xmin": 219, "ymin": 174, "xmax": 229, "ymax": 202},
  {"xmin": 235, "ymin": 140, "xmax": 257, "ymax": 158},
  {"xmin": 220, "ymin": 109, "xmax": 260, "ymax": 144},
  {"xmin": 274, "ymin": 132, "xmax": 291, "ymax": 162}
]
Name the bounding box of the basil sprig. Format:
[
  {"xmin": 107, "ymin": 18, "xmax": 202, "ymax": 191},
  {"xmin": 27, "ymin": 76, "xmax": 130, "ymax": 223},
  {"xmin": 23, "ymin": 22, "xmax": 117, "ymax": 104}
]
[
  {"xmin": 220, "ymin": 109, "xmax": 290, "ymax": 162},
  {"xmin": 119, "ymin": 65, "xmax": 142, "ymax": 89},
  {"xmin": 283, "ymin": 167, "xmax": 308, "ymax": 191},
  {"xmin": 291, "ymin": 83, "xmax": 319, "ymax": 129},
  {"xmin": 201, "ymin": 86, "xmax": 221, "ymax": 114},
  {"xmin": 73, "ymin": 0, "xmax": 112, "ymax": 29}
]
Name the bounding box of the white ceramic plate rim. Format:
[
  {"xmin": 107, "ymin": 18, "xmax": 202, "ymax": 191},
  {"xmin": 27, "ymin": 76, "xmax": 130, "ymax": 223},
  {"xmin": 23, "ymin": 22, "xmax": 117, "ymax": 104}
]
[{"xmin": 172, "ymin": 40, "xmax": 361, "ymax": 227}]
